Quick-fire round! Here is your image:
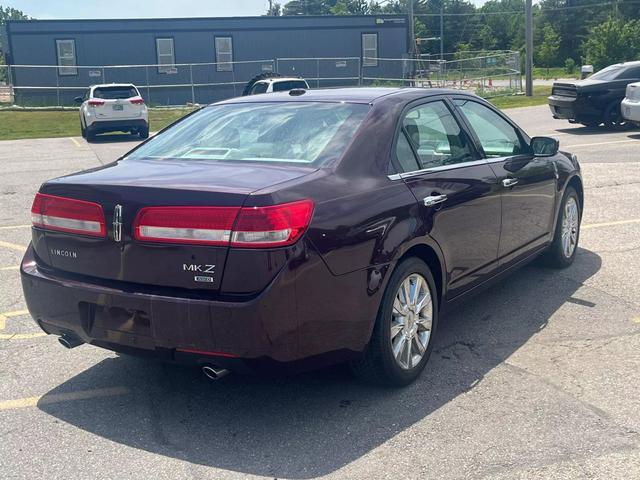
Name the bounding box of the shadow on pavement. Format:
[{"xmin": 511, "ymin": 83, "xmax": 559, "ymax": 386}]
[
  {"xmin": 38, "ymin": 248, "xmax": 602, "ymax": 479},
  {"xmin": 87, "ymin": 133, "xmax": 143, "ymax": 144}
]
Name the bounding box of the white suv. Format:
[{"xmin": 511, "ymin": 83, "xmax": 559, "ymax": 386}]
[
  {"xmin": 246, "ymin": 77, "xmax": 310, "ymax": 95},
  {"xmin": 75, "ymin": 83, "xmax": 149, "ymax": 141}
]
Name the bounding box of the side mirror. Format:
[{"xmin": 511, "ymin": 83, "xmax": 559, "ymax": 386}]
[
  {"xmin": 531, "ymin": 136, "xmax": 559, "ymax": 157},
  {"xmin": 73, "ymin": 96, "xmax": 84, "ymax": 104}
]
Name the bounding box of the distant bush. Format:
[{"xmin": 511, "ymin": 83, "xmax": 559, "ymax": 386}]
[{"xmin": 564, "ymin": 58, "xmax": 576, "ymax": 74}]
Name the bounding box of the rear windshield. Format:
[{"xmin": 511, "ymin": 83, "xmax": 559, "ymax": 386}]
[
  {"xmin": 93, "ymin": 86, "xmax": 138, "ymax": 99},
  {"xmin": 590, "ymin": 65, "xmax": 625, "ymax": 81},
  {"xmin": 273, "ymin": 80, "xmax": 308, "ymax": 92},
  {"xmin": 127, "ymin": 102, "xmax": 370, "ymax": 165}
]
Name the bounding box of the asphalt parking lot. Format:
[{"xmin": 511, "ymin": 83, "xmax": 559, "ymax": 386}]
[{"xmin": 1, "ymin": 104, "xmax": 639, "ymax": 479}]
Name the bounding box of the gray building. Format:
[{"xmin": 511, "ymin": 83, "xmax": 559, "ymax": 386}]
[{"xmin": 2, "ymin": 15, "xmax": 409, "ymax": 105}]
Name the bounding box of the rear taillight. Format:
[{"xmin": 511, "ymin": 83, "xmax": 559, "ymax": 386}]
[
  {"xmin": 88, "ymin": 99, "xmax": 105, "ymax": 106},
  {"xmin": 31, "ymin": 193, "xmax": 106, "ymax": 237},
  {"xmin": 133, "ymin": 200, "xmax": 314, "ymax": 248},
  {"xmin": 130, "ymin": 97, "xmax": 145, "ymax": 105},
  {"xmin": 134, "ymin": 206, "xmax": 240, "ymax": 246},
  {"xmin": 231, "ymin": 200, "xmax": 314, "ymax": 247}
]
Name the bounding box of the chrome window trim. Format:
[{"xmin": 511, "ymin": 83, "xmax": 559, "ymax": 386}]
[{"xmin": 387, "ymin": 158, "xmax": 490, "ymax": 181}]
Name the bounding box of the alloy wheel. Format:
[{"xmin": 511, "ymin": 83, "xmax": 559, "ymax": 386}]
[
  {"xmin": 561, "ymin": 197, "xmax": 579, "ymax": 258},
  {"xmin": 390, "ymin": 273, "xmax": 433, "ymax": 370}
]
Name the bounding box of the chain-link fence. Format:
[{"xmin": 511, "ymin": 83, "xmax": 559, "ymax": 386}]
[
  {"xmin": 361, "ymin": 51, "xmax": 522, "ymax": 97},
  {"xmin": 1, "ymin": 51, "xmax": 522, "ymax": 107}
]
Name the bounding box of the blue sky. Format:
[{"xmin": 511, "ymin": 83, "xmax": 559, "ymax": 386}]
[{"xmin": 6, "ymin": 0, "xmax": 488, "ymax": 20}]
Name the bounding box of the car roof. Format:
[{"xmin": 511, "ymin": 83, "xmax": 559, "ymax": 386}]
[
  {"xmin": 216, "ymin": 87, "xmax": 474, "ymax": 105},
  {"xmin": 258, "ymin": 77, "xmax": 307, "ymax": 84},
  {"xmin": 90, "ymin": 83, "xmax": 136, "ymax": 89}
]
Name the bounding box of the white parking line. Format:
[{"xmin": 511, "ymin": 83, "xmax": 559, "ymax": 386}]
[
  {"xmin": 0, "ymin": 386, "xmax": 130, "ymax": 411},
  {"xmin": 0, "ymin": 240, "xmax": 26, "ymax": 252},
  {"xmin": 0, "ymin": 225, "xmax": 30, "ymax": 230},
  {"xmin": 583, "ymin": 218, "xmax": 640, "ymax": 230},
  {"xmin": 564, "ymin": 139, "xmax": 638, "ymax": 149}
]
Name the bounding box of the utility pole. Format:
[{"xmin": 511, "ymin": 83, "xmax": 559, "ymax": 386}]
[
  {"xmin": 408, "ymin": 0, "xmax": 415, "ymax": 58},
  {"xmin": 525, "ymin": 0, "xmax": 533, "ymax": 96},
  {"xmin": 440, "ymin": 4, "xmax": 444, "ymax": 61}
]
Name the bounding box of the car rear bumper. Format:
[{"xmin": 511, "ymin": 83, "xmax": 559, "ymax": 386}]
[
  {"xmin": 622, "ymin": 98, "xmax": 640, "ymax": 123},
  {"xmin": 87, "ymin": 119, "xmax": 148, "ymax": 133},
  {"xmin": 547, "ymin": 95, "xmax": 601, "ymax": 123},
  {"xmin": 20, "ymin": 243, "xmax": 380, "ymax": 371}
]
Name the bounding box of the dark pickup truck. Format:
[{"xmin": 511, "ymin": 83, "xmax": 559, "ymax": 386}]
[{"xmin": 548, "ymin": 61, "xmax": 640, "ymax": 129}]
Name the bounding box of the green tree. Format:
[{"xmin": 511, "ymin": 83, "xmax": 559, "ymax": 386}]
[
  {"xmin": 265, "ymin": 2, "xmax": 282, "ymax": 15},
  {"xmin": 583, "ymin": 16, "xmax": 640, "ymax": 70},
  {"xmin": 1, "ymin": 6, "xmax": 30, "ymax": 82},
  {"xmin": 536, "ymin": 23, "xmax": 560, "ymax": 67}
]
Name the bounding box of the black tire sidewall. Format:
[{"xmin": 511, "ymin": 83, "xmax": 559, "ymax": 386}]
[
  {"xmin": 374, "ymin": 258, "xmax": 439, "ymax": 386},
  {"xmin": 604, "ymin": 101, "xmax": 629, "ymax": 131}
]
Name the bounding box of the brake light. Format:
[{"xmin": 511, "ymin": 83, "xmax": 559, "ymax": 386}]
[
  {"xmin": 231, "ymin": 200, "xmax": 314, "ymax": 247},
  {"xmin": 134, "ymin": 206, "xmax": 241, "ymax": 246},
  {"xmin": 133, "ymin": 200, "xmax": 314, "ymax": 248},
  {"xmin": 31, "ymin": 193, "xmax": 106, "ymax": 237},
  {"xmin": 130, "ymin": 97, "xmax": 145, "ymax": 105},
  {"xmin": 88, "ymin": 99, "xmax": 105, "ymax": 106}
]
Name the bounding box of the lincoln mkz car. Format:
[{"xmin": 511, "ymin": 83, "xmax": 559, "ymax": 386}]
[{"xmin": 21, "ymin": 88, "xmax": 583, "ymax": 386}]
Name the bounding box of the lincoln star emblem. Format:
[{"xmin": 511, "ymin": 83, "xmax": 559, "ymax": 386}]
[{"xmin": 113, "ymin": 204, "xmax": 123, "ymax": 242}]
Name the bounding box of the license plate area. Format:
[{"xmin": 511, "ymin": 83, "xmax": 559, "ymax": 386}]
[
  {"xmin": 80, "ymin": 302, "xmax": 154, "ymax": 349},
  {"xmin": 113, "ymin": 104, "xmax": 124, "ymax": 111}
]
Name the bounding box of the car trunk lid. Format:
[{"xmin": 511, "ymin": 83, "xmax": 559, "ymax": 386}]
[{"xmin": 35, "ymin": 158, "xmax": 316, "ymax": 292}]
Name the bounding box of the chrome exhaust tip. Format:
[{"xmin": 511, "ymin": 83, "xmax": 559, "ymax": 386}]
[
  {"xmin": 58, "ymin": 334, "xmax": 84, "ymax": 349},
  {"xmin": 202, "ymin": 365, "xmax": 230, "ymax": 381}
]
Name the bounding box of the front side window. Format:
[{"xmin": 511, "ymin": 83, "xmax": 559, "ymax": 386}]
[
  {"xmin": 127, "ymin": 102, "xmax": 370, "ymax": 166},
  {"xmin": 395, "ymin": 100, "xmax": 475, "ymax": 171},
  {"xmin": 362, "ymin": 33, "xmax": 378, "ymax": 67},
  {"xmin": 56, "ymin": 39, "xmax": 77, "ymax": 76},
  {"xmin": 215, "ymin": 37, "xmax": 233, "ymax": 72},
  {"xmin": 156, "ymin": 38, "xmax": 175, "ymax": 74},
  {"xmin": 454, "ymin": 99, "xmax": 526, "ymax": 158}
]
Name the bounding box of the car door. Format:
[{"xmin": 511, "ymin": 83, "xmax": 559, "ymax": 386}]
[
  {"xmin": 452, "ymin": 97, "xmax": 557, "ymax": 269},
  {"xmin": 391, "ymin": 98, "xmax": 502, "ymax": 300}
]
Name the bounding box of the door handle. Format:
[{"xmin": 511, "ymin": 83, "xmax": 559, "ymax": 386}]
[
  {"xmin": 423, "ymin": 194, "xmax": 447, "ymax": 207},
  {"xmin": 502, "ymin": 178, "xmax": 519, "ymax": 188}
]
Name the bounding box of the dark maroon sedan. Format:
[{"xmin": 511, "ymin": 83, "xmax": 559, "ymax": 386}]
[{"xmin": 21, "ymin": 88, "xmax": 583, "ymax": 386}]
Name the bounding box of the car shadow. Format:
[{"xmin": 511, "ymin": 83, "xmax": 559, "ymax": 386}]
[
  {"xmin": 87, "ymin": 133, "xmax": 143, "ymax": 144},
  {"xmin": 556, "ymin": 125, "xmax": 639, "ymax": 136},
  {"xmin": 38, "ymin": 248, "xmax": 601, "ymax": 479}
]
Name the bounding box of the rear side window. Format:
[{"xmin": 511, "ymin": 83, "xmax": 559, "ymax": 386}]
[
  {"xmin": 395, "ymin": 100, "xmax": 475, "ymax": 171},
  {"xmin": 272, "ymin": 80, "xmax": 308, "ymax": 92},
  {"xmin": 454, "ymin": 99, "xmax": 525, "ymax": 157},
  {"xmin": 93, "ymin": 86, "xmax": 139, "ymax": 99},
  {"xmin": 250, "ymin": 83, "xmax": 269, "ymax": 95},
  {"xmin": 128, "ymin": 102, "xmax": 370, "ymax": 166}
]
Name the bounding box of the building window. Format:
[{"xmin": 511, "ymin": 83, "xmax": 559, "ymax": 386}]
[
  {"xmin": 362, "ymin": 33, "xmax": 378, "ymax": 67},
  {"xmin": 215, "ymin": 37, "xmax": 233, "ymax": 72},
  {"xmin": 56, "ymin": 39, "xmax": 77, "ymax": 76},
  {"xmin": 156, "ymin": 38, "xmax": 175, "ymax": 74}
]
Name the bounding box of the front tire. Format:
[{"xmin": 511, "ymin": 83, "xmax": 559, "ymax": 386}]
[
  {"xmin": 543, "ymin": 186, "xmax": 581, "ymax": 268},
  {"xmin": 350, "ymin": 258, "xmax": 438, "ymax": 387}
]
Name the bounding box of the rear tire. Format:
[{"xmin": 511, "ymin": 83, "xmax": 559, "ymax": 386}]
[
  {"xmin": 139, "ymin": 126, "xmax": 149, "ymax": 139},
  {"xmin": 350, "ymin": 257, "xmax": 438, "ymax": 387},
  {"xmin": 542, "ymin": 186, "xmax": 581, "ymax": 269},
  {"xmin": 603, "ymin": 101, "xmax": 630, "ymax": 131},
  {"xmin": 85, "ymin": 128, "xmax": 95, "ymax": 142}
]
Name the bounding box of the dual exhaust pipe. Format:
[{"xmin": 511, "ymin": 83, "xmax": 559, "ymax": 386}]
[{"xmin": 58, "ymin": 334, "xmax": 230, "ymax": 380}]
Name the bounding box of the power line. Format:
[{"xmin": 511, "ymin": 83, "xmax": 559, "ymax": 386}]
[{"xmin": 413, "ymin": 0, "xmax": 640, "ymax": 17}]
